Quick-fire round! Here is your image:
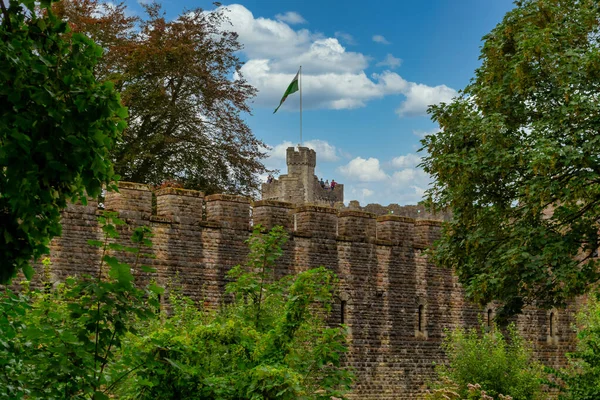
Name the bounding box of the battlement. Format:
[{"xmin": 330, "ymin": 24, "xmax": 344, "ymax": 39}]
[
  {"xmin": 104, "ymin": 182, "xmax": 442, "ymax": 247},
  {"xmin": 262, "ymin": 146, "xmax": 343, "ymax": 206},
  {"xmin": 287, "ymin": 146, "xmax": 316, "ymax": 168},
  {"xmin": 156, "ymin": 187, "xmax": 204, "ymax": 225}
]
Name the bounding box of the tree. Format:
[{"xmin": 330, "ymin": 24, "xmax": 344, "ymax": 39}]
[
  {"xmin": 55, "ymin": 0, "xmax": 269, "ymax": 195},
  {"xmin": 0, "ymin": 0, "xmax": 126, "ymax": 283},
  {"xmin": 421, "ymin": 0, "xmax": 600, "ymax": 317}
]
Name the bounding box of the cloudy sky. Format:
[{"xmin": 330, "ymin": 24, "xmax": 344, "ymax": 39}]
[{"xmin": 129, "ymin": 0, "xmax": 515, "ymax": 206}]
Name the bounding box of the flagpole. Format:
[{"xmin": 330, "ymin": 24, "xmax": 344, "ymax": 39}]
[{"xmin": 299, "ymin": 65, "xmax": 302, "ymax": 146}]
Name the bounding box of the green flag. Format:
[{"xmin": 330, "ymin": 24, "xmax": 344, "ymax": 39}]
[{"xmin": 273, "ymin": 70, "xmax": 300, "ymax": 113}]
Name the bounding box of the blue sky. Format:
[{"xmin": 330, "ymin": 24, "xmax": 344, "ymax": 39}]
[{"xmin": 128, "ymin": 0, "xmax": 516, "ymax": 205}]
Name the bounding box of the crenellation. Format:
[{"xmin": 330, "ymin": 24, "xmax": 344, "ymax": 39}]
[
  {"xmin": 66, "ymin": 197, "xmax": 99, "ymax": 215},
  {"xmin": 262, "ymin": 146, "xmax": 343, "ymax": 206},
  {"xmin": 205, "ymin": 194, "xmax": 251, "ymax": 230},
  {"xmin": 414, "ymin": 220, "xmax": 443, "ymax": 249},
  {"xmin": 104, "ymin": 181, "xmax": 152, "ymax": 220},
  {"xmin": 376, "ymin": 215, "xmax": 415, "ymax": 246},
  {"xmin": 156, "ymin": 187, "xmax": 204, "ymax": 225},
  {"xmin": 338, "ymin": 210, "xmax": 377, "ymax": 242},
  {"xmin": 253, "ymin": 200, "xmax": 295, "ymax": 231},
  {"xmin": 293, "ymin": 204, "xmax": 338, "ymax": 239}
]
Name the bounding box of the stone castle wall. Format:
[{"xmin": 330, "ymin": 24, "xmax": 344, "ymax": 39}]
[
  {"xmin": 343, "ymin": 200, "xmax": 452, "ymax": 221},
  {"xmin": 34, "ymin": 182, "xmax": 576, "ymax": 399}
]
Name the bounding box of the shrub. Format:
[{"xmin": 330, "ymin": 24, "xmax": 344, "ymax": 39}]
[
  {"xmin": 1, "ymin": 221, "xmax": 352, "ymax": 399},
  {"xmin": 557, "ymin": 294, "xmax": 600, "ymax": 399},
  {"xmin": 117, "ymin": 225, "xmax": 353, "ymax": 400},
  {"xmin": 427, "ymin": 324, "xmax": 544, "ymax": 400},
  {"xmin": 0, "ymin": 213, "xmax": 159, "ymax": 399}
]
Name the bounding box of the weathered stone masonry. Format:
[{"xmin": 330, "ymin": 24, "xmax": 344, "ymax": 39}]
[{"xmin": 34, "ymin": 181, "xmax": 577, "ymax": 399}]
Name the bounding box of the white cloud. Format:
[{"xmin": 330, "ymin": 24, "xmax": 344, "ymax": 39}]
[
  {"xmin": 372, "ymin": 34, "xmax": 391, "ymax": 44},
  {"xmin": 376, "ymin": 53, "xmax": 402, "ymax": 69},
  {"xmin": 338, "ymin": 152, "xmax": 432, "ymax": 205},
  {"xmin": 338, "ymin": 157, "xmax": 388, "ymax": 182},
  {"xmin": 390, "ymin": 153, "xmax": 422, "ymax": 168},
  {"xmin": 275, "ymin": 11, "xmax": 307, "ymax": 25},
  {"xmin": 396, "ymin": 83, "xmax": 457, "ymax": 117},
  {"xmin": 219, "ymin": 4, "xmax": 456, "ymax": 115},
  {"xmin": 334, "ymin": 31, "xmax": 356, "ymax": 45},
  {"xmin": 390, "ymin": 168, "xmax": 430, "ymax": 187},
  {"xmin": 347, "ymin": 186, "xmax": 376, "ymax": 205},
  {"xmin": 268, "ymin": 140, "xmax": 340, "ymax": 163},
  {"xmin": 304, "ymin": 139, "xmax": 340, "ymax": 161},
  {"xmin": 268, "ymin": 141, "xmax": 294, "ymax": 160}
]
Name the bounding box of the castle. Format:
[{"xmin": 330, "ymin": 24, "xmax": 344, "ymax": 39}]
[
  {"xmin": 31, "ymin": 147, "xmax": 575, "ymax": 399},
  {"xmin": 261, "ymin": 146, "xmax": 344, "ymax": 206}
]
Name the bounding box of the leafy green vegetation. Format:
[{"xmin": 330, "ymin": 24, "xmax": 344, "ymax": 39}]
[
  {"xmin": 0, "ymin": 0, "xmax": 126, "ymax": 283},
  {"xmin": 0, "ymin": 222, "xmax": 352, "ymax": 399},
  {"xmin": 426, "ymin": 324, "xmax": 544, "ymax": 400},
  {"xmin": 556, "ymin": 295, "xmax": 600, "ymax": 399},
  {"xmin": 117, "ymin": 226, "xmax": 352, "ymax": 399},
  {"xmin": 0, "ymin": 212, "xmax": 157, "ymax": 399},
  {"xmin": 421, "ymin": 0, "xmax": 600, "ymax": 318}
]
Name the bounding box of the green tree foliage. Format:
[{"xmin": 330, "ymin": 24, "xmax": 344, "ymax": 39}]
[
  {"xmin": 117, "ymin": 226, "xmax": 353, "ymax": 399},
  {"xmin": 0, "ymin": 213, "xmax": 160, "ymax": 399},
  {"xmin": 0, "ymin": 0, "xmax": 126, "ymax": 283},
  {"xmin": 557, "ymin": 294, "xmax": 600, "ymax": 399},
  {"xmin": 427, "ymin": 324, "xmax": 544, "ymax": 400},
  {"xmin": 421, "ymin": 0, "xmax": 600, "ymax": 317},
  {"xmin": 55, "ymin": 0, "xmax": 269, "ymax": 195}
]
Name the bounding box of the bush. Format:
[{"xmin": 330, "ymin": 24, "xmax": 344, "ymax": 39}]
[
  {"xmin": 427, "ymin": 324, "xmax": 544, "ymax": 400},
  {"xmin": 557, "ymin": 294, "xmax": 600, "ymax": 400},
  {"xmin": 116, "ymin": 225, "xmax": 353, "ymax": 400},
  {"xmin": 0, "ymin": 213, "xmax": 158, "ymax": 399},
  {"xmin": 0, "ymin": 221, "xmax": 352, "ymax": 399}
]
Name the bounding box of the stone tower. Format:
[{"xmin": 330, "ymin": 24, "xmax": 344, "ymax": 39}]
[{"xmin": 261, "ymin": 146, "xmax": 343, "ymax": 205}]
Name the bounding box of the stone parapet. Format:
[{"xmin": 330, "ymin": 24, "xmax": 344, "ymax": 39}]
[
  {"xmin": 376, "ymin": 215, "xmax": 415, "ymax": 246},
  {"xmin": 338, "ymin": 210, "xmax": 376, "ymax": 242},
  {"xmin": 104, "ymin": 181, "xmax": 152, "ymax": 220},
  {"xmin": 156, "ymin": 187, "xmax": 204, "ymax": 225},
  {"xmin": 293, "ymin": 204, "xmax": 338, "ymax": 239},
  {"xmin": 66, "ymin": 197, "xmax": 99, "ymax": 215},
  {"xmin": 205, "ymin": 194, "xmax": 251, "ymax": 230},
  {"xmin": 253, "ymin": 200, "xmax": 295, "ymax": 231},
  {"xmin": 414, "ymin": 219, "xmax": 443, "ymax": 249}
]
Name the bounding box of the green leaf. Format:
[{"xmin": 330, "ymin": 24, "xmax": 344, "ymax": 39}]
[
  {"xmin": 93, "ymin": 391, "xmax": 110, "ymax": 400},
  {"xmin": 140, "ymin": 265, "xmax": 156, "ymax": 273},
  {"xmin": 148, "ymin": 283, "xmax": 164, "ymax": 295},
  {"xmin": 22, "ymin": 264, "xmax": 34, "ymax": 280}
]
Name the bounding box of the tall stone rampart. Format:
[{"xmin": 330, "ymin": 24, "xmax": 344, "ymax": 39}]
[{"xmin": 31, "ymin": 182, "xmax": 576, "ymax": 399}]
